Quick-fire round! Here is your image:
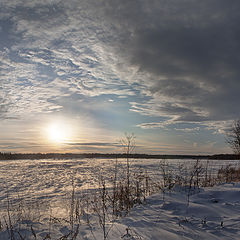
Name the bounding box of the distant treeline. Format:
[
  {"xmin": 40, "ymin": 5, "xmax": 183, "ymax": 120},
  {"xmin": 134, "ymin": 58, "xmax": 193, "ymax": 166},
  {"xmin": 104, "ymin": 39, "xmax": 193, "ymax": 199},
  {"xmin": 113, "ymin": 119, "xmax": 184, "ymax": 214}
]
[{"xmin": 0, "ymin": 152, "xmax": 239, "ymax": 160}]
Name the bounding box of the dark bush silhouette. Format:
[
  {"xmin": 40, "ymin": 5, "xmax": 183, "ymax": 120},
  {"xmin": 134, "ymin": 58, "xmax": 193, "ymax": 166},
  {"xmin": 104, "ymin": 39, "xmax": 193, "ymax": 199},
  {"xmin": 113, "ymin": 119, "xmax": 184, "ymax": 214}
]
[{"xmin": 226, "ymin": 120, "xmax": 240, "ymax": 155}]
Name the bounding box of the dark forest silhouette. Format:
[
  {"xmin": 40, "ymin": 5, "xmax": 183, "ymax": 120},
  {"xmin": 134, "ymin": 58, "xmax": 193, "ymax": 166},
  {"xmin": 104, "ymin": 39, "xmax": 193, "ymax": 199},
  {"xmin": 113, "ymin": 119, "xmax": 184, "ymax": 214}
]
[{"xmin": 0, "ymin": 152, "xmax": 239, "ymax": 160}]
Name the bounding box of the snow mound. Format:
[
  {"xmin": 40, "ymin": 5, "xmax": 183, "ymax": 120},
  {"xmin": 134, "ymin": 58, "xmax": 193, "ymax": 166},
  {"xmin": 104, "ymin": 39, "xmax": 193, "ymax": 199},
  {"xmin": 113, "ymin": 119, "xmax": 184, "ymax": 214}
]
[{"xmin": 1, "ymin": 183, "xmax": 240, "ymax": 239}]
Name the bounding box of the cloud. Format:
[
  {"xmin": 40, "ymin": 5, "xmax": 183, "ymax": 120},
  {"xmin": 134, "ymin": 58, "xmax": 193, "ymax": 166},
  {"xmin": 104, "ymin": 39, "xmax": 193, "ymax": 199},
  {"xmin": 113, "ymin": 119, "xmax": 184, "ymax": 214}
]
[
  {"xmin": 100, "ymin": 0, "xmax": 240, "ymax": 127},
  {"xmin": 67, "ymin": 142, "xmax": 121, "ymax": 147},
  {"xmin": 137, "ymin": 122, "xmax": 166, "ymax": 130},
  {"xmin": 0, "ymin": 97, "xmax": 9, "ymax": 119},
  {"xmin": 174, "ymin": 127, "xmax": 200, "ymax": 132},
  {"xmin": 0, "ymin": 1, "xmax": 139, "ymax": 121},
  {"xmin": 1, "ymin": 0, "xmax": 240, "ymax": 133}
]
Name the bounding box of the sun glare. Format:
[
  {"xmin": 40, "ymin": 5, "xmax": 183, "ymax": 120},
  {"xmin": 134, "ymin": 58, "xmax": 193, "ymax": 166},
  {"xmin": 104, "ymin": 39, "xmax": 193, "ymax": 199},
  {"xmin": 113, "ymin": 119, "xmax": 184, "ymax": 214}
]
[{"xmin": 47, "ymin": 122, "xmax": 71, "ymax": 144}]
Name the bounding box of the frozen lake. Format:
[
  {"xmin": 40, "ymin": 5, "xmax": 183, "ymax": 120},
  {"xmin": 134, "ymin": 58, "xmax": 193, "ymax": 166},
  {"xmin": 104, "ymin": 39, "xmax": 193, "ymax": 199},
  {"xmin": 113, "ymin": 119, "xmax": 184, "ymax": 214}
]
[{"xmin": 1, "ymin": 158, "xmax": 240, "ymax": 217}]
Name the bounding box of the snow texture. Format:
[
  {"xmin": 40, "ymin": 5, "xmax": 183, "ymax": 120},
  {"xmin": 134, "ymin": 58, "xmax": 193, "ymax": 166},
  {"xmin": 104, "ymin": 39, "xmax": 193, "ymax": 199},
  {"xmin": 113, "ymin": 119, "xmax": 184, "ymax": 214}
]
[{"xmin": 0, "ymin": 158, "xmax": 240, "ymax": 239}]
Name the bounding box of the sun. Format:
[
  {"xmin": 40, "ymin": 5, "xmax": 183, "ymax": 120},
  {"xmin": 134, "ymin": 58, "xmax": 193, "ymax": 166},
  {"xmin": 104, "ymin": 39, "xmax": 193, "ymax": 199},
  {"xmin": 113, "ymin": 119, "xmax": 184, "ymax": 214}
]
[{"xmin": 47, "ymin": 122, "xmax": 71, "ymax": 144}]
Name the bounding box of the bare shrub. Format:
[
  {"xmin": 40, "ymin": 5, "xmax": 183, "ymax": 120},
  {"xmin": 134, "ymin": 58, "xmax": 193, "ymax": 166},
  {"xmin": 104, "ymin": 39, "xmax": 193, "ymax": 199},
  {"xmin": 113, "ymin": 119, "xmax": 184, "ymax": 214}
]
[
  {"xmin": 226, "ymin": 120, "xmax": 240, "ymax": 155},
  {"xmin": 217, "ymin": 164, "xmax": 240, "ymax": 182},
  {"xmin": 120, "ymin": 133, "xmax": 136, "ymax": 212},
  {"xmin": 159, "ymin": 160, "xmax": 175, "ymax": 202}
]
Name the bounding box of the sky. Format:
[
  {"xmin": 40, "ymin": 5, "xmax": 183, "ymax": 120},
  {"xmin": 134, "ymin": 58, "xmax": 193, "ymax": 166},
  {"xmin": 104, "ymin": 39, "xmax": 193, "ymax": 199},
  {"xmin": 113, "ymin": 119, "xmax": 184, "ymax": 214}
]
[{"xmin": 0, "ymin": 0, "xmax": 239, "ymax": 154}]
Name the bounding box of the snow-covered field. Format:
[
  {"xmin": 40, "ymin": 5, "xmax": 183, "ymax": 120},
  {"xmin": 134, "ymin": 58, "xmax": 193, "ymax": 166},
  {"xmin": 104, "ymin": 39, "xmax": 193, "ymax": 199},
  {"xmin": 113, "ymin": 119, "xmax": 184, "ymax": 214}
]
[
  {"xmin": 112, "ymin": 183, "xmax": 240, "ymax": 240},
  {"xmin": 0, "ymin": 158, "xmax": 240, "ymax": 239}
]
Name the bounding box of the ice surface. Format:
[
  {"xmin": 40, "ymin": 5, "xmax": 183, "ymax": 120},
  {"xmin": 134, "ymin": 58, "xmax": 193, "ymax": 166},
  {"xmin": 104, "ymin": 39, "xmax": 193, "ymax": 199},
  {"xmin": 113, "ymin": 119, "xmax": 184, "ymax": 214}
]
[{"xmin": 0, "ymin": 158, "xmax": 240, "ymax": 239}]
